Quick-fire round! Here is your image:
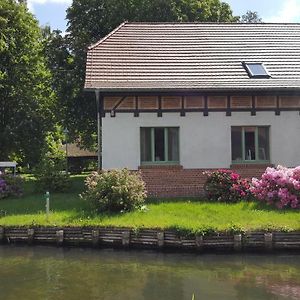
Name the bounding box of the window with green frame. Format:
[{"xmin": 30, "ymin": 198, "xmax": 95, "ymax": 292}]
[
  {"xmin": 140, "ymin": 127, "xmax": 179, "ymax": 164},
  {"xmin": 231, "ymin": 126, "xmax": 270, "ymax": 163}
]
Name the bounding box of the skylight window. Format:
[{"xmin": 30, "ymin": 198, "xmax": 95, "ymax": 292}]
[{"xmin": 242, "ymin": 62, "xmax": 271, "ymax": 78}]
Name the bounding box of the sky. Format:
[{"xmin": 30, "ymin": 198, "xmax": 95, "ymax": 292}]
[{"xmin": 28, "ymin": 0, "xmax": 300, "ymax": 33}]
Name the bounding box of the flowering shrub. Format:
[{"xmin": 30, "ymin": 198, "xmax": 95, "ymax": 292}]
[
  {"xmin": 251, "ymin": 165, "xmax": 300, "ymax": 209},
  {"xmin": 0, "ymin": 174, "xmax": 23, "ymax": 199},
  {"xmin": 81, "ymin": 169, "xmax": 147, "ymax": 213},
  {"xmin": 204, "ymin": 169, "xmax": 252, "ymax": 202}
]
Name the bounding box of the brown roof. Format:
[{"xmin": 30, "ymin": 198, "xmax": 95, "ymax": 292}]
[
  {"xmin": 60, "ymin": 144, "xmax": 97, "ymax": 158},
  {"xmin": 85, "ymin": 22, "xmax": 300, "ymax": 92}
]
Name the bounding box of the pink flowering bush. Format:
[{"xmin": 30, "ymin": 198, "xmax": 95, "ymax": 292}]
[
  {"xmin": 251, "ymin": 165, "xmax": 300, "ymax": 209},
  {"xmin": 204, "ymin": 169, "xmax": 252, "ymax": 202}
]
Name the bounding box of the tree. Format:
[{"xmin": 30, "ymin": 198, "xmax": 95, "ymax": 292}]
[
  {"xmin": 0, "ymin": 0, "xmax": 55, "ymax": 164},
  {"xmin": 63, "ymin": 0, "xmax": 239, "ymax": 148},
  {"xmin": 240, "ymin": 11, "xmax": 262, "ymax": 23}
]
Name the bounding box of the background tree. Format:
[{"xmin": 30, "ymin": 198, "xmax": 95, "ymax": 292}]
[
  {"xmin": 240, "ymin": 11, "xmax": 262, "ymax": 23},
  {"xmin": 61, "ymin": 0, "xmax": 239, "ymax": 148},
  {"xmin": 0, "ymin": 0, "xmax": 55, "ymax": 165}
]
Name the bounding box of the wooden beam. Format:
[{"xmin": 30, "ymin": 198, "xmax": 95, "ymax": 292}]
[
  {"xmin": 134, "ymin": 96, "xmax": 139, "ymax": 117},
  {"xmin": 226, "ymin": 95, "xmax": 231, "ymax": 116},
  {"xmin": 158, "ymin": 96, "xmax": 162, "ymax": 117},
  {"xmin": 203, "ymin": 95, "xmax": 208, "ymax": 116},
  {"xmin": 251, "ymin": 95, "xmax": 256, "ymax": 116},
  {"xmin": 180, "ymin": 96, "xmax": 185, "ymax": 116},
  {"xmin": 275, "ymin": 96, "xmax": 281, "ymax": 115},
  {"xmin": 111, "ymin": 96, "xmax": 127, "ymax": 117}
]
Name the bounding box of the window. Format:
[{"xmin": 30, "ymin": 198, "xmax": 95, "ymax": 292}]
[
  {"xmin": 140, "ymin": 127, "xmax": 179, "ymax": 164},
  {"xmin": 242, "ymin": 62, "xmax": 271, "ymax": 78},
  {"xmin": 231, "ymin": 126, "xmax": 270, "ymax": 163}
]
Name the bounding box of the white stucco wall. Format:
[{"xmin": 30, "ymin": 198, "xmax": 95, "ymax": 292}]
[{"xmin": 102, "ymin": 111, "xmax": 300, "ymax": 170}]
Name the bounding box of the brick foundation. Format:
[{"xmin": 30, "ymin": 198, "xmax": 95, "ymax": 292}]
[{"xmin": 139, "ymin": 164, "xmax": 272, "ymax": 198}]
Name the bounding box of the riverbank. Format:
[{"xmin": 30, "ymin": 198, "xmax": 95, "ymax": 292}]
[{"xmin": 1, "ymin": 225, "xmax": 300, "ymax": 253}]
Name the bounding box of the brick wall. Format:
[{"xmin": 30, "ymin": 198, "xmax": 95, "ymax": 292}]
[{"xmin": 139, "ymin": 164, "xmax": 271, "ymax": 198}]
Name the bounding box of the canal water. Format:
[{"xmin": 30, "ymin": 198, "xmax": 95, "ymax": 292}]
[{"xmin": 1, "ymin": 246, "xmax": 300, "ymax": 300}]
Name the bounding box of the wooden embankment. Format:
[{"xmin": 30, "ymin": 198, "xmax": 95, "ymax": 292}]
[{"xmin": 1, "ymin": 227, "xmax": 300, "ymax": 252}]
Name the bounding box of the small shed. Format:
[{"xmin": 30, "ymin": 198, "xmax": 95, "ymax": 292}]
[{"xmin": 60, "ymin": 143, "xmax": 97, "ymax": 173}]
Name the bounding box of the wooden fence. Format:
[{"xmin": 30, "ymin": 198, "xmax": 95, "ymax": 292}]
[{"xmin": 1, "ymin": 226, "xmax": 300, "ymax": 252}]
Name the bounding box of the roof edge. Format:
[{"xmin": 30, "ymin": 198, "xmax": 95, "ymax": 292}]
[
  {"xmin": 88, "ymin": 21, "xmax": 128, "ymax": 50},
  {"xmin": 123, "ymin": 21, "xmax": 300, "ymax": 25},
  {"xmin": 84, "ymin": 87, "xmax": 300, "ymax": 94}
]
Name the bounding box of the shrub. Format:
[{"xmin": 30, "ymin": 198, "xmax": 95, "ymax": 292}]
[
  {"xmin": 81, "ymin": 169, "xmax": 147, "ymax": 213},
  {"xmin": 204, "ymin": 169, "xmax": 251, "ymax": 202},
  {"xmin": 0, "ymin": 174, "xmax": 23, "ymax": 199},
  {"xmin": 251, "ymin": 165, "xmax": 300, "ymax": 209},
  {"xmin": 34, "ymin": 157, "xmax": 70, "ymax": 192}
]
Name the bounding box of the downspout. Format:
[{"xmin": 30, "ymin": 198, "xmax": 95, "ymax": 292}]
[{"xmin": 95, "ymin": 90, "xmax": 102, "ymax": 171}]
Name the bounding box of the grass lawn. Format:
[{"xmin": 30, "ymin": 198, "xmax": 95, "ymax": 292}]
[{"xmin": 0, "ymin": 175, "xmax": 300, "ymax": 233}]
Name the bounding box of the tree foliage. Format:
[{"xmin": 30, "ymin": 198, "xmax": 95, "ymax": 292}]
[
  {"xmin": 59, "ymin": 0, "xmax": 238, "ymax": 148},
  {"xmin": 0, "ymin": 0, "xmax": 55, "ymax": 164},
  {"xmin": 240, "ymin": 11, "xmax": 262, "ymax": 23}
]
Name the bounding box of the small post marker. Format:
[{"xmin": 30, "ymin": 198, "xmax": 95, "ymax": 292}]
[{"xmin": 45, "ymin": 191, "xmax": 50, "ymax": 221}]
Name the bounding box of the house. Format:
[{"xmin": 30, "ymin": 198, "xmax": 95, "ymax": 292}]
[{"xmin": 84, "ymin": 22, "xmax": 300, "ymax": 197}]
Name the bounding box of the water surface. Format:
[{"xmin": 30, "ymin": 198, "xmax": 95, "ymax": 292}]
[{"xmin": 1, "ymin": 245, "xmax": 300, "ymax": 300}]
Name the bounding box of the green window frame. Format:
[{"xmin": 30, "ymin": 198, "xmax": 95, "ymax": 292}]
[
  {"xmin": 231, "ymin": 126, "xmax": 270, "ymax": 164},
  {"xmin": 140, "ymin": 127, "xmax": 180, "ymax": 165}
]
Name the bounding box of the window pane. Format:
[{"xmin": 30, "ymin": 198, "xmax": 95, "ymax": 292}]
[
  {"xmin": 141, "ymin": 128, "xmax": 152, "ymax": 162},
  {"xmin": 247, "ymin": 64, "xmax": 268, "ymax": 76},
  {"xmin": 231, "ymin": 127, "xmax": 242, "ymax": 161},
  {"xmin": 244, "ymin": 127, "xmax": 256, "ymax": 160},
  {"xmin": 168, "ymin": 128, "xmax": 179, "ymax": 161},
  {"xmin": 258, "ymin": 127, "xmax": 269, "ymax": 160},
  {"xmin": 154, "ymin": 128, "xmax": 165, "ymax": 161}
]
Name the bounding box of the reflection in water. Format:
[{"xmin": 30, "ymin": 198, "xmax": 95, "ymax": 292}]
[{"xmin": 0, "ymin": 246, "xmax": 300, "ymax": 300}]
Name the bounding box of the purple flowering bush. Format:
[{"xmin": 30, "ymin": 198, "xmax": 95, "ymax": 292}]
[
  {"xmin": 204, "ymin": 169, "xmax": 252, "ymax": 202},
  {"xmin": 0, "ymin": 174, "xmax": 23, "ymax": 199},
  {"xmin": 251, "ymin": 165, "xmax": 300, "ymax": 209}
]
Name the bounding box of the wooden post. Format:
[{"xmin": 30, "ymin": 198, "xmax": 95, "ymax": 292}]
[
  {"xmin": 122, "ymin": 231, "xmax": 130, "ymax": 247},
  {"xmin": 157, "ymin": 231, "xmax": 164, "ymax": 248},
  {"xmin": 27, "ymin": 228, "xmax": 35, "ymax": 245},
  {"xmin": 56, "ymin": 230, "xmax": 64, "ymax": 246},
  {"xmin": 0, "ymin": 227, "xmax": 4, "ymax": 243},
  {"xmin": 92, "ymin": 229, "xmax": 100, "ymax": 247},
  {"xmin": 264, "ymin": 233, "xmax": 273, "ymax": 250},
  {"xmin": 195, "ymin": 235, "xmax": 204, "ymax": 251},
  {"xmin": 234, "ymin": 234, "xmax": 242, "ymax": 251}
]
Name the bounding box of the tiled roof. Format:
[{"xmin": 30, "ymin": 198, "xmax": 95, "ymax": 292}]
[{"xmin": 85, "ymin": 22, "xmax": 300, "ymax": 92}]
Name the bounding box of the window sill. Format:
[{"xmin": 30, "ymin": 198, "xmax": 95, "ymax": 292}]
[{"xmin": 231, "ymin": 162, "xmax": 273, "ymax": 169}]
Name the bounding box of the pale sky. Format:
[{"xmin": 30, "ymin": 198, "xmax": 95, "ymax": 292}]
[{"xmin": 28, "ymin": 0, "xmax": 300, "ymax": 32}]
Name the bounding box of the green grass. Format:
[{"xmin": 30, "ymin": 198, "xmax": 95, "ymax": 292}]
[{"xmin": 0, "ymin": 175, "xmax": 300, "ymax": 233}]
